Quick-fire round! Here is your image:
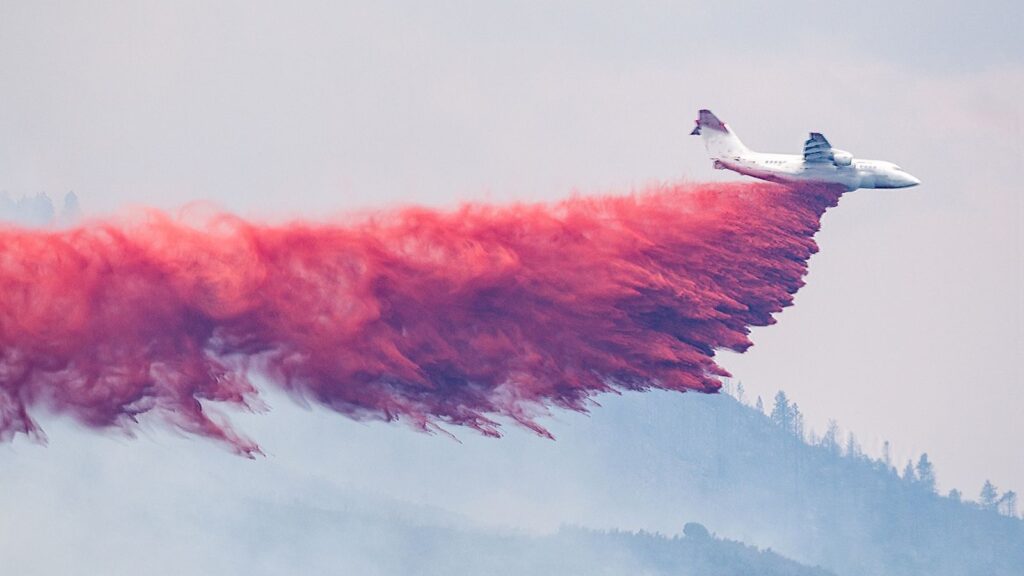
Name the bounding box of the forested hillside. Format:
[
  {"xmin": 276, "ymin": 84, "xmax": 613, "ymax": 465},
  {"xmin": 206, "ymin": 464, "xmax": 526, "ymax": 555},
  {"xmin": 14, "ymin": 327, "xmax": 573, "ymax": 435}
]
[{"xmin": 560, "ymin": 388, "xmax": 1024, "ymax": 575}]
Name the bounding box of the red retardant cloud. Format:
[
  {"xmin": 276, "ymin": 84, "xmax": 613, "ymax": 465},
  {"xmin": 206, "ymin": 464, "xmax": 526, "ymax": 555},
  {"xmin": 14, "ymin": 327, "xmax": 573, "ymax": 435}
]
[{"xmin": 0, "ymin": 182, "xmax": 842, "ymax": 455}]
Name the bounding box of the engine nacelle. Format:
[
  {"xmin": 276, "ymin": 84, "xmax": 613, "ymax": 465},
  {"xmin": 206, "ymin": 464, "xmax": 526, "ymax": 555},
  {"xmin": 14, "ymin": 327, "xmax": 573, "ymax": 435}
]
[{"xmin": 832, "ymin": 149, "xmax": 853, "ymax": 166}]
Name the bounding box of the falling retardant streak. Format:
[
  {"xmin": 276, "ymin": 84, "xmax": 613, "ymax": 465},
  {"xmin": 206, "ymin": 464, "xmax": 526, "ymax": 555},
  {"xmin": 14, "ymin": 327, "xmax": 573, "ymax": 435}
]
[{"xmin": 0, "ymin": 182, "xmax": 843, "ymax": 455}]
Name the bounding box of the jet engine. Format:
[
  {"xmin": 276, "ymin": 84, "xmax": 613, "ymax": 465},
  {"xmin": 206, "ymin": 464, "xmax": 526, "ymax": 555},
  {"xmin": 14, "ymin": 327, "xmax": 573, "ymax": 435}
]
[{"xmin": 831, "ymin": 150, "xmax": 853, "ymax": 166}]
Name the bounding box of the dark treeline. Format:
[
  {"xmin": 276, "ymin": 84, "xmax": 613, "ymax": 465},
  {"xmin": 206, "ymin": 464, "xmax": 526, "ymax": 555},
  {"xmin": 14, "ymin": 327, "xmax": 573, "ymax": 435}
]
[
  {"xmin": 726, "ymin": 381, "xmax": 1020, "ymax": 518},
  {"xmin": 0, "ymin": 191, "xmax": 80, "ymax": 227}
]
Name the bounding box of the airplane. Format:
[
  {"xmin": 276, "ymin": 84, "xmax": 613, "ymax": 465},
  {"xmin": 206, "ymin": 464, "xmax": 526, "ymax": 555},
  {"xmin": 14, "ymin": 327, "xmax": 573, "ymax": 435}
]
[{"xmin": 690, "ymin": 109, "xmax": 920, "ymax": 191}]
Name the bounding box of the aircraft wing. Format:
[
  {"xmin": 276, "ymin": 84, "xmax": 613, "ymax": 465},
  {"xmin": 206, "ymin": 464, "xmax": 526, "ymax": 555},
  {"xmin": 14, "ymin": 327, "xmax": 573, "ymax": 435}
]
[{"xmin": 803, "ymin": 132, "xmax": 834, "ymax": 163}]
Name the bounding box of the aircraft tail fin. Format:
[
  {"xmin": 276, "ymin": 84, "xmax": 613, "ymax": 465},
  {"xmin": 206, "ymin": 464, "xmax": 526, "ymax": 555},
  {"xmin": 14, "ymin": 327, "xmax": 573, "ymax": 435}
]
[{"xmin": 690, "ymin": 109, "xmax": 748, "ymax": 158}]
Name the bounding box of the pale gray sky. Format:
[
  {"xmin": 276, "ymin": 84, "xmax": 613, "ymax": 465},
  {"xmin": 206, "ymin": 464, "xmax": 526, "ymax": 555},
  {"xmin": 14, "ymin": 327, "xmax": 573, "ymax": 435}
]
[{"xmin": 0, "ymin": 0, "xmax": 1021, "ymax": 506}]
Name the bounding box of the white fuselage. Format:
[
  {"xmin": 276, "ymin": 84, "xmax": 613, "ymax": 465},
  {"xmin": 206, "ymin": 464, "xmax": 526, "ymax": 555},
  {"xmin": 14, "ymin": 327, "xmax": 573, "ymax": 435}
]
[
  {"xmin": 714, "ymin": 152, "xmax": 921, "ymax": 192},
  {"xmin": 690, "ymin": 109, "xmax": 921, "ymax": 192}
]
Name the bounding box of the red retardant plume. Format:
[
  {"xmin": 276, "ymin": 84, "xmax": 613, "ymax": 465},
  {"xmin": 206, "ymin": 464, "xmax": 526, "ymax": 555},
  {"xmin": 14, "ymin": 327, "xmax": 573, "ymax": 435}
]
[{"xmin": 0, "ymin": 182, "xmax": 842, "ymax": 455}]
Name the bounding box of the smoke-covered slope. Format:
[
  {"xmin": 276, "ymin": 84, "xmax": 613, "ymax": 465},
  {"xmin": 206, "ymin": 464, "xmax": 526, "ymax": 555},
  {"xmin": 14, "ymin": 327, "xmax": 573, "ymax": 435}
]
[
  {"xmin": 1, "ymin": 384, "xmax": 1018, "ymax": 575},
  {"xmin": 543, "ymin": 391, "xmax": 1024, "ymax": 576},
  {"xmin": 257, "ymin": 388, "xmax": 1021, "ymax": 576},
  {"xmin": 229, "ymin": 499, "xmax": 835, "ymax": 576}
]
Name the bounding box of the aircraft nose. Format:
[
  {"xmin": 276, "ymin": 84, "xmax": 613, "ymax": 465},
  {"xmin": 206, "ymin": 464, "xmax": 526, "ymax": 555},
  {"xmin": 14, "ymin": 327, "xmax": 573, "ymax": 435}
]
[{"xmin": 906, "ymin": 174, "xmax": 921, "ymax": 187}]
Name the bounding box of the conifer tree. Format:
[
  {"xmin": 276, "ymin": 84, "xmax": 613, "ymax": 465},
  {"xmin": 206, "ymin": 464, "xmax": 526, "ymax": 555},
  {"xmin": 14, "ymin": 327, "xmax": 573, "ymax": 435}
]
[
  {"xmin": 902, "ymin": 459, "xmax": 917, "ymax": 483},
  {"xmin": 821, "ymin": 420, "xmax": 841, "ymax": 454},
  {"xmin": 980, "ymin": 480, "xmax": 999, "ymax": 510},
  {"xmin": 770, "ymin": 391, "xmax": 791, "ymax": 431},
  {"xmin": 998, "ymin": 491, "xmax": 1018, "ymax": 517},
  {"xmin": 846, "ymin": 432, "xmax": 862, "ymax": 458},
  {"xmin": 789, "ymin": 402, "xmax": 805, "ymax": 439},
  {"xmin": 915, "ymin": 453, "xmax": 936, "ymax": 493}
]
